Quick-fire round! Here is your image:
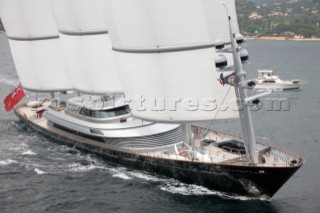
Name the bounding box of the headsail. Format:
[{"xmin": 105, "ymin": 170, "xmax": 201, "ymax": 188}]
[
  {"xmin": 49, "ymin": 0, "xmax": 122, "ymax": 94},
  {"xmin": 102, "ymin": 0, "xmax": 239, "ymax": 122},
  {"xmin": 0, "ymin": 0, "xmax": 73, "ymax": 92}
]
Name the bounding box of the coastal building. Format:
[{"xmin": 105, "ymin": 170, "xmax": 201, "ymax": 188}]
[
  {"xmin": 249, "ymin": 12, "xmax": 263, "ymax": 20},
  {"xmin": 268, "ymin": 11, "xmax": 283, "ymax": 17}
]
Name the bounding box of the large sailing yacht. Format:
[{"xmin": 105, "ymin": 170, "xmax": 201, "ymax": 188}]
[
  {"xmin": 1, "ymin": 0, "xmax": 304, "ymax": 198},
  {"xmin": 0, "ymin": 0, "xmax": 182, "ymax": 147}
]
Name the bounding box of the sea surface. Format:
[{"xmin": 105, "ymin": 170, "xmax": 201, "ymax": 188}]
[{"xmin": 1, "ymin": 33, "xmax": 320, "ymax": 213}]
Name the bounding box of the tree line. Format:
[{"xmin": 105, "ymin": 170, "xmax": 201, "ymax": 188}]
[{"xmin": 237, "ymin": 0, "xmax": 320, "ymax": 37}]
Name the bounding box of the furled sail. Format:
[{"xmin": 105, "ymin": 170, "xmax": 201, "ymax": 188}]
[
  {"xmin": 102, "ymin": 0, "xmax": 239, "ymax": 122},
  {"xmin": 0, "ymin": 0, "xmax": 73, "ymax": 92},
  {"xmin": 49, "ymin": 0, "xmax": 122, "ymax": 94}
]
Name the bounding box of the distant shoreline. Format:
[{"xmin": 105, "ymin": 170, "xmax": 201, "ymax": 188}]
[
  {"xmin": 0, "ymin": 31, "xmax": 318, "ymax": 41},
  {"xmin": 246, "ymin": 36, "xmax": 320, "ymax": 41}
]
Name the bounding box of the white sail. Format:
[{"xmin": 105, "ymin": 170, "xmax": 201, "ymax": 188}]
[
  {"xmin": 49, "ymin": 0, "xmax": 122, "ymax": 94},
  {"xmin": 0, "ymin": 0, "xmax": 73, "ymax": 92},
  {"xmin": 102, "ymin": 0, "xmax": 239, "ymax": 122},
  {"xmin": 225, "ymin": 0, "xmax": 240, "ymax": 34},
  {"xmin": 204, "ymin": 0, "xmax": 239, "ymax": 42}
]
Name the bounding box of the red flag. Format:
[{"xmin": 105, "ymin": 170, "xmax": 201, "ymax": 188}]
[{"xmin": 4, "ymin": 83, "xmax": 26, "ymax": 112}]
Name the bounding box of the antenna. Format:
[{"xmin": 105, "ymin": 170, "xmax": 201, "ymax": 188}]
[
  {"xmin": 222, "ymin": 4, "xmax": 229, "ymax": 18},
  {"xmin": 222, "ymin": 3, "xmax": 233, "ymax": 38}
]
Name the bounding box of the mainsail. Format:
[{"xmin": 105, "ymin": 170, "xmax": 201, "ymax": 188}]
[
  {"xmin": 49, "ymin": 0, "xmax": 122, "ymax": 94},
  {"xmin": 0, "ymin": 0, "xmax": 73, "ymax": 92},
  {"xmin": 102, "ymin": 0, "xmax": 239, "ymax": 122}
]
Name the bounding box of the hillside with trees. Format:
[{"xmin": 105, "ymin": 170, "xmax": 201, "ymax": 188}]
[{"xmin": 237, "ymin": 0, "xmax": 320, "ymax": 38}]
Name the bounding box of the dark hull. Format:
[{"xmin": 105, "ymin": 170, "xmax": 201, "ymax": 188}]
[{"xmin": 14, "ymin": 111, "xmax": 302, "ymax": 198}]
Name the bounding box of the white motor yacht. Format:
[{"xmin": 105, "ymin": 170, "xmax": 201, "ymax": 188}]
[{"xmin": 255, "ymin": 70, "xmax": 303, "ymax": 91}]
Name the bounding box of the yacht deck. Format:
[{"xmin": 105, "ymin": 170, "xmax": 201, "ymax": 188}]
[{"xmin": 15, "ymin": 100, "xmax": 303, "ymax": 168}]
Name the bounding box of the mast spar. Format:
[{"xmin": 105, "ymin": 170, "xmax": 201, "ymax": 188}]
[{"xmin": 227, "ymin": 16, "xmax": 259, "ymax": 164}]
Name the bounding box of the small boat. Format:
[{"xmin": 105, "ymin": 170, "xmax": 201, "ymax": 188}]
[
  {"xmin": 1, "ymin": 0, "xmax": 304, "ymax": 198},
  {"xmin": 255, "ymin": 70, "xmax": 303, "ymax": 91}
]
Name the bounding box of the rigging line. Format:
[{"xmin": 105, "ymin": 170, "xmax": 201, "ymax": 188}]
[
  {"xmin": 201, "ymin": 85, "xmax": 232, "ymax": 141},
  {"xmin": 254, "ymin": 111, "xmax": 281, "ymax": 147}
]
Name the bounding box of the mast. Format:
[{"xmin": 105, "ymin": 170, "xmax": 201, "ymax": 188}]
[
  {"xmin": 227, "ymin": 16, "xmax": 258, "ymax": 164},
  {"xmin": 102, "ymin": 0, "xmax": 241, "ymax": 149},
  {"xmin": 181, "ymin": 124, "xmax": 193, "ymax": 147}
]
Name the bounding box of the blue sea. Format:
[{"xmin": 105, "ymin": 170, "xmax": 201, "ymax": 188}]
[{"xmin": 1, "ymin": 33, "xmax": 320, "ymax": 212}]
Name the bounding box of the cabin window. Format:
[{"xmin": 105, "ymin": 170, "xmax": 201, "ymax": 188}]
[
  {"xmin": 98, "ymin": 105, "xmax": 130, "ymax": 118},
  {"xmin": 99, "ymin": 110, "xmax": 115, "ymax": 118},
  {"xmin": 263, "ymin": 80, "xmax": 275, "ymax": 83},
  {"xmin": 80, "ymin": 108, "xmax": 95, "ymax": 117},
  {"xmin": 76, "ymin": 105, "xmax": 130, "ymax": 118}
]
